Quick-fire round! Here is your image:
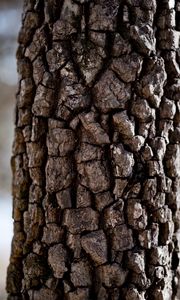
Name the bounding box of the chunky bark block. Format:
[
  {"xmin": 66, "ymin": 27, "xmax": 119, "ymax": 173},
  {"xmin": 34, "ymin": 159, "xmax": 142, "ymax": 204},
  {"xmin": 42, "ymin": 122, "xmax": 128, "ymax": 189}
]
[
  {"xmin": 77, "ymin": 160, "xmax": 110, "ymax": 193},
  {"xmin": 127, "ymin": 199, "xmax": 147, "ymax": 230},
  {"xmin": 66, "ymin": 288, "xmax": 89, "ymax": 300},
  {"xmin": 23, "ymin": 253, "xmax": 48, "ymax": 289},
  {"xmin": 47, "ymin": 127, "xmax": 76, "ymax": 156},
  {"xmin": 95, "ymin": 191, "xmax": 114, "ymax": 211},
  {"xmin": 42, "ymin": 224, "xmax": 64, "ymax": 245},
  {"xmin": 113, "ymin": 111, "xmax": 135, "ymax": 138},
  {"xmin": 131, "ymin": 98, "xmax": 154, "ymax": 121},
  {"xmin": 165, "ymin": 144, "xmax": 180, "ymax": 177},
  {"xmin": 127, "ymin": 250, "xmax": 145, "ymax": 274},
  {"xmin": 48, "ymin": 244, "xmax": 67, "ymax": 278},
  {"xmin": 93, "ymin": 70, "xmax": 131, "ymax": 113},
  {"xmin": 149, "ymin": 246, "xmax": 169, "ymax": 266},
  {"xmin": 96, "ymin": 263, "xmax": 128, "ymax": 288},
  {"xmin": 103, "ymin": 199, "xmax": 124, "ymax": 228},
  {"xmin": 26, "ymin": 142, "xmax": 46, "ymax": 167},
  {"xmin": 80, "ymin": 112, "xmax": 110, "ymax": 145},
  {"xmin": 67, "ymin": 233, "xmax": 81, "ymax": 258},
  {"xmin": 46, "ymin": 157, "xmax": 74, "ymax": 192},
  {"xmin": 63, "ymin": 208, "xmax": 99, "ymax": 234},
  {"xmin": 130, "ymin": 24, "xmax": 156, "ymax": 55},
  {"xmin": 70, "ymin": 260, "xmax": 92, "ymax": 287},
  {"xmin": 111, "ymin": 144, "xmax": 134, "ymax": 177},
  {"xmin": 110, "ymin": 53, "xmax": 142, "ymax": 83},
  {"xmin": 28, "ymin": 288, "xmax": 60, "ymax": 300},
  {"xmin": 81, "ymin": 230, "xmax": 108, "ymax": 265},
  {"xmin": 75, "ymin": 143, "xmax": 103, "ymax": 163},
  {"xmin": 56, "ymin": 188, "xmax": 72, "ymax": 209},
  {"xmin": 89, "ymin": 0, "xmax": 120, "ymax": 31},
  {"xmin": 136, "ymin": 57, "xmax": 166, "ymax": 107},
  {"xmin": 24, "ymin": 204, "xmax": 44, "ymax": 243},
  {"xmin": 111, "ymin": 225, "xmax": 134, "ymax": 251},
  {"xmin": 32, "ymin": 84, "xmax": 55, "ymax": 117},
  {"xmin": 72, "ymin": 35, "xmax": 106, "ymax": 86}
]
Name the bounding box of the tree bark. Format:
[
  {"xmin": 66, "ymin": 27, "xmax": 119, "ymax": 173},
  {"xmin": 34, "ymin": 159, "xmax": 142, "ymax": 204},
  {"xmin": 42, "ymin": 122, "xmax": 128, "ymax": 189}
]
[{"xmin": 6, "ymin": 0, "xmax": 180, "ymax": 299}]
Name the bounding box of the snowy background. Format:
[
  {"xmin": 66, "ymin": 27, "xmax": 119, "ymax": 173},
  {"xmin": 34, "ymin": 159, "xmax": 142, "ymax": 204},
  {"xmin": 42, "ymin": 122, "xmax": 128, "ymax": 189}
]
[{"xmin": 0, "ymin": 0, "xmax": 22, "ymax": 298}]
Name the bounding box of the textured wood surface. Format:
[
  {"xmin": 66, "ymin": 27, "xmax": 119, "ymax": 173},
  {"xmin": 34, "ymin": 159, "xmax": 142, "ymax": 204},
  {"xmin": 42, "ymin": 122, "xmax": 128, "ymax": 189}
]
[{"xmin": 7, "ymin": 0, "xmax": 180, "ymax": 299}]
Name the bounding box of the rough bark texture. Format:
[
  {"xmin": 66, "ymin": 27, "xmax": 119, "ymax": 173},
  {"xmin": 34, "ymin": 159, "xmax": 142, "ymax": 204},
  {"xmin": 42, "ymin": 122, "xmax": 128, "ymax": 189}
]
[{"xmin": 6, "ymin": 0, "xmax": 180, "ymax": 299}]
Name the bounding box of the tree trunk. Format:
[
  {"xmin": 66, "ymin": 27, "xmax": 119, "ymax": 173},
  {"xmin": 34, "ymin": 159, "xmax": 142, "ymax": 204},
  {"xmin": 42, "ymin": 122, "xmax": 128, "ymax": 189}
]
[{"xmin": 6, "ymin": 0, "xmax": 180, "ymax": 299}]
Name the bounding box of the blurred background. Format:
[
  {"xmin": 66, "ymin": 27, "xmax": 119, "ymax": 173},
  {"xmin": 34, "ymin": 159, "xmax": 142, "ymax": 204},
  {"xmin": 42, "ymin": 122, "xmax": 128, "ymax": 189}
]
[{"xmin": 0, "ymin": 0, "xmax": 22, "ymax": 298}]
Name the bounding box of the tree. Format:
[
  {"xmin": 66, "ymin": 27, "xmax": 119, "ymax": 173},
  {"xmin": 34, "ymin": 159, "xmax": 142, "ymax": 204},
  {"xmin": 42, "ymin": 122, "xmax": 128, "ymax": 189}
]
[{"xmin": 6, "ymin": 0, "xmax": 180, "ymax": 299}]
